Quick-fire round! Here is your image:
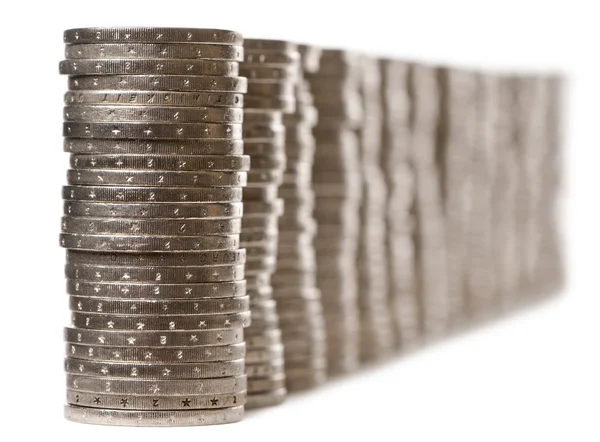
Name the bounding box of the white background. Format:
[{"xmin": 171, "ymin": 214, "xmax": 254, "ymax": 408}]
[{"xmin": 0, "ymin": 1, "xmax": 597, "ymax": 440}]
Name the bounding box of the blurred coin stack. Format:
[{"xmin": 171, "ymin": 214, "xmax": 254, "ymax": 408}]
[
  {"xmin": 438, "ymin": 68, "xmax": 478, "ymax": 327},
  {"xmin": 409, "ymin": 63, "xmax": 450, "ymax": 338},
  {"xmin": 59, "ymin": 27, "xmax": 250, "ymax": 427},
  {"xmin": 380, "ymin": 59, "xmax": 420, "ymax": 349},
  {"xmin": 238, "ymin": 39, "xmax": 299, "ymax": 407},
  {"xmin": 274, "ymin": 45, "xmax": 328, "ymax": 391},
  {"xmin": 307, "ymin": 50, "xmax": 363, "ymax": 375},
  {"xmin": 356, "ymin": 57, "xmax": 395, "ymax": 362}
]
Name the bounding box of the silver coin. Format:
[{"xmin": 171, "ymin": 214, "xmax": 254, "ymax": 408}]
[
  {"xmin": 68, "ymin": 75, "xmax": 248, "ymax": 93},
  {"xmin": 243, "ymin": 199, "xmax": 284, "ymax": 216},
  {"xmin": 247, "ymin": 80, "xmax": 296, "ymax": 96},
  {"xmin": 64, "ymin": 138, "xmax": 244, "ymax": 155},
  {"xmin": 245, "ymin": 39, "xmax": 298, "ymax": 51},
  {"xmin": 245, "ymin": 51, "xmax": 300, "ymax": 66},
  {"xmin": 65, "ymin": 263, "xmax": 245, "ymax": 283},
  {"xmin": 64, "ymin": 404, "xmax": 244, "ymax": 426},
  {"xmin": 67, "ymin": 343, "xmax": 246, "ymax": 364},
  {"xmin": 66, "ymin": 279, "xmax": 246, "ymax": 299},
  {"xmin": 244, "ymin": 95, "xmax": 295, "ymax": 113},
  {"xmin": 66, "ymin": 249, "xmax": 246, "ymax": 267},
  {"xmin": 64, "ymin": 327, "xmax": 244, "ymax": 347},
  {"xmin": 245, "ymin": 387, "xmax": 286, "ymax": 409},
  {"xmin": 60, "ymin": 233, "xmax": 240, "ymax": 252},
  {"xmin": 63, "ymin": 122, "xmax": 242, "ymax": 139},
  {"xmin": 66, "ymin": 389, "xmax": 246, "ymax": 410},
  {"xmin": 64, "ymin": 28, "xmax": 243, "ymax": 45},
  {"xmin": 61, "ymin": 216, "xmax": 242, "ymax": 236},
  {"xmin": 67, "ymin": 373, "xmax": 246, "ymax": 395},
  {"xmin": 64, "ymin": 91, "xmax": 243, "ymax": 108},
  {"xmin": 66, "ymin": 169, "xmax": 247, "ymax": 187},
  {"xmin": 247, "ymin": 374, "xmax": 286, "ymax": 392},
  {"xmin": 63, "ymin": 201, "xmax": 243, "ymax": 219},
  {"xmin": 69, "ymin": 154, "xmax": 250, "ymax": 172},
  {"xmin": 65, "ymin": 357, "xmax": 245, "ymax": 379},
  {"xmin": 70, "ymin": 311, "xmax": 251, "ymax": 331},
  {"xmin": 239, "ymin": 65, "xmax": 298, "ymax": 81},
  {"xmin": 243, "ymin": 140, "xmax": 285, "ymax": 156},
  {"xmin": 64, "ymin": 105, "xmax": 244, "ymax": 124},
  {"xmin": 243, "ymin": 109, "xmax": 283, "ymax": 124},
  {"xmin": 62, "ymin": 185, "xmax": 243, "ymax": 203},
  {"xmin": 65, "ymin": 43, "xmax": 243, "ymax": 61},
  {"xmin": 68, "ymin": 296, "xmax": 250, "ymax": 315},
  {"xmin": 59, "ymin": 59, "xmax": 238, "ymax": 76},
  {"xmin": 242, "ymin": 123, "xmax": 285, "ymax": 140},
  {"xmin": 245, "ymin": 359, "xmax": 285, "ymax": 377},
  {"xmin": 246, "ymin": 169, "xmax": 283, "ymax": 185}
]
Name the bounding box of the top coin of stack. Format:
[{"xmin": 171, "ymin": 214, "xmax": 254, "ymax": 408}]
[
  {"xmin": 59, "ymin": 27, "xmax": 251, "ymax": 427},
  {"xmin": 238, "ymin": 39, "xmax": 300, "ymax": 408}
]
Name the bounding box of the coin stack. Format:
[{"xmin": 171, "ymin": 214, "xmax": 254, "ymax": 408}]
[
  {"xmin": 380, "ymin": 59, "xmax": 420, "ymax": 349},
  {"xmin": 307, "ymin": 49, "xmax": 363, "ymax": 375},
  {"xmin": 409, "ymin": 63, "xmax": 450, "ymax": 338},
  {"xmin": 356, "ymin": 56, "xmax": 395, "ymax": 362},
  {"xmin": 59, "ymin": 27, "xmax": 250, "ymax": 427},
  {"xmin": 274, "ymin": 44, "xmax": 328, "ymax": 390},
  {"xmin": 438, "ymin": 68, "xmax": 478, "ymax": 327},
  {"xmin": 467, "ymin": 72, "xmax": 500, "ymax": 318},
  {"xmin": 238, "ymin": 39, "xmax": 300, "ymax": 407}
]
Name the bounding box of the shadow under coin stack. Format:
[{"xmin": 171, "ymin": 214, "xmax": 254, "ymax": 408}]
[
  {"xmin": 238, "ymin": 39, "xmax": 299, "ymax": 407},
  {"xmin": 59, "ymin": 27, "xmax": 250, "ymax": 427},
  {"xmin": 356, "ymin": 57, "xmax": 395, "ymax": 362},
  {"xmin": 274, "ymin": 45, "xmax": 328, "ymax": 391},
  {"xmin": 307, "ymin": 50, "xmax": 363, "ymax": 375}
]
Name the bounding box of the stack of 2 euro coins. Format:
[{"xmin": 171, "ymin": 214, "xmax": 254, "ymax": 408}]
[
  {"xmin": 379, "ymin": 59, "xmax": 420, "ymax": 349},
  {"xmin": 274, "ymin": 45, "xmax": 328, "ymax": 391},
  {"xmin": 59, "ymin": 27, "xmax": 250, "ymax": 427},
  {"xmin": 307, "ymin": 50, "xmax": 363, "ymax": 375},
  {"xmin": 356, "ymin": 57, "xmax": 395, "ymax": 362},
  {"xmin": 238, "ymin": 39, "xmax": 300, "ymax": 407}
]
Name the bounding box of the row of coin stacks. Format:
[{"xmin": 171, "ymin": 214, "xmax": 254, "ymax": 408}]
[
  {"xmin": 238, "ymin": 39, "xmax": 300, "ymax": 407},
  {"xmin": 60, "ymin": 28, "xmax": 250, "ymax": 427},
  {"xmin": 59, "ymin": 28, "xmax": 565, "ymax": 427}
]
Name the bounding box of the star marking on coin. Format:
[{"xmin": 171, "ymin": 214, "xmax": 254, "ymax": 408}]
[
  {"xmin": 95, "ymin": 63, "xmax": 102, "ymax": 70},
  {"xmin": 77, "ymin": 301, "xmax": 83, "ymax": 310},
  {"xmin": 126, "ymin": 337, "xmax": 136, "ymax": 345},
  {"xmin": 198, "ymin": 321, "xmax": 207, "ymax": 328},
  {"xmin": 127, "ymin": 46, "xmax": 136, "ymax": 54},
  {"xmin": 144, "ymin": 351, "xmax": 152, "ymax": 360},
  {"xmin": 107, "ymin": 321, "xmax": 115, "ymax": 329},
  {"xmin": 115, "ymin": 159, "xmax": 124, "ymax": 167},
  {"xmin": 78, "ymin": 364, "xmax": 85, "ymax": 372},
  {"xmin": 162, "ymin": 368, "xmax": 171, "ymax": 376},
  {"xmin": 185, "ymin": 287, "xmax": 193, "ymax": 295},
  {"xmin": 121, "ymin": 272, "xmax": 131, "ymax": 280},
  {"xmin": 120, "ymin": 398, "xmax": 129, "ymax": 407},
  {"xmin": 182, "ymin": 398, "xmax": 191, "ymax": 407},
  {"xmin": 150, "ymin": 384, "xmax": 160, "ymax": 394},
  {"xmin": 88, "ymin": 191, "xmax": 96, "ymax": 199},
  {"xmin": 185, "ymin": 272, "xmax": 193, "ymax": 280},
  {"xmin": 216, "ymin": 333, "xmax": 223, "ymax": 342},
  {"xmin": 118, "ymin": 78, "xmax": 127, "ymax": 86},
  {"xmin": 93, "ymin": 397, "xmax": 101, "ymax": 405},
  {"xmin": 100, "ymin": 366, "xmax": 109, "ymax": 375},
  {"xmin": 219, "ymin": 303, "xmax": 225, "ymax": 309},
  {"xmin": 124, "ymin": 33, "xmax": 131, "ymax": 40},
  {"xmin": 190, "ymin": 335, "xmax": 198, "ymax": 343},
  {"xmin": 136, "ymin": 322, "xmax": 145, "ymax": 330},
  {"xmin": 194, "ymin": 366, "xmax": 202, "ymax": 374},
  {"xmin": 111, "ymin": 127, "xmax": 121, "ymax": 136},
  {"xmin": 144, "ymin": 127, "xmax": 153, "ymax": 136},
  {"xmin": 98, "ymin": 336, "xmax": 106, "ymax": 344},
  {"xmin": 204, "ymin": 349, "xmax": 212, "ymax": 358},
  {"xmin": 211, "ymin": 398, "xmax": 219, "ymax": 406},
  {"xmin": 120, "ymin": 287, "xmax": 130, "ymax": 294},
  {"xmin": 224, "ymin": 319, "xmax": 231, "ymax": 327},
  {"xmin": 113, "ymin": 350, "xmax": 121, "ymax": 358},
  {"xmin": 160, "ymin": 48, "xmax": 168, "ymax": 56}
]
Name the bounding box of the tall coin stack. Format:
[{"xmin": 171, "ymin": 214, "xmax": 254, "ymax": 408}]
[
  {"xmin": 59, "ymin": 27, "xmax": 250, "ymax": 427},
  {"xmin": 239, "ymin": 39, "xmax": 300, "ymax": 407},
  {"xmin": 274, "ymin": 45, "xmax": 328, "ymax": 391},
  {"xmin": 380, "ymin": 59, "xmax": 420, "ymax": 349},
  {"xmin": 409, "ymin": 63, "xmax": 450, "ymax": 338},
  {"xmin": 356, "ymin": 57, "xmax": 395, "ymax": 362},
  {"xmin": 307, "ymin": 50, "xmax": 363, "ymax": 375}
]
